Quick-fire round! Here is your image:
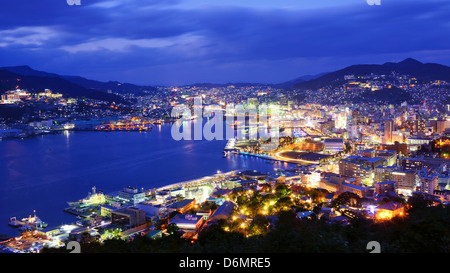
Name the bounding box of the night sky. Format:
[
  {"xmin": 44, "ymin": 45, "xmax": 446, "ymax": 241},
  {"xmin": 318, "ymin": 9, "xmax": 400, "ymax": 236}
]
[{"xmin": 1, "ymin": 0, "xmax": 449, "ymax": 86}]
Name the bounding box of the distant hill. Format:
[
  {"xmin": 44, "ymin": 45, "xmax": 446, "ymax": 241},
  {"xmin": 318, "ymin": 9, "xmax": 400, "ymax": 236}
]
[
  {"xmin": 0, "ymin": 65, "xmax": 60, "ymax": 78},
  {"xmin": 0, "ymin": 65, "xmax": 157, "ymax": 98},
  {"xmin": 0, "ymin": 67, "xmax": 127, "ymax": 103},
  {"xmin": 293, "ymin": 58, "xmax": 450, "ymax": 90},
  {"xmin": 62, "ymin": 75, "xmax": 157, "ymax": 95},
  {"xmin": 186, "ymin": 82, "xmax": 270, "ymax": 88},
  {"xmin": 275, "ymin": 72, "xmax": 328, "ymax": 89}
]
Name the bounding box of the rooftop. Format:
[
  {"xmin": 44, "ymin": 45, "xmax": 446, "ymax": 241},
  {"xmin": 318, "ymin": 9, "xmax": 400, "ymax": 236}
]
[
  {"xmin": 168, "ymin": 199, "xmax": 195, "ymax": 210},
  {"xmin": 377, "ymin": 202, "xmax": 404, "ymax": 211}
]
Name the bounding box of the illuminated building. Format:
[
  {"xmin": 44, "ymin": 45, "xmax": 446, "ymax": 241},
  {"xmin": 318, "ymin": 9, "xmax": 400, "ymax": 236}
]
[
  {"xmin": 434, "ymin": 137, "xmax": 450, "ymax": 150},
  {"xmin": 375, "ymin": 202, "xmax": 405, "ymax": 221},
  {"xmin": 398, "ymin": 157, "xmax": 449, "ymax": 172},
  {"xmin": 111, "ymin": 207, "xmax": 146, "ymax": 227},
  {"xmin": 89, "ymin": 214, "xmax": 102, "ymax": 227},
  {"xmin": 407, "ymin": 119, "xmax": 426, "ymax": 135},
  {"xmin": 381, "ymin": 142, "xmax": 408, "ymax": 156},
  {"xmin": 247, "ymin": 98, "xmax": 258, "ymax": 107},
  {"xmin": 361, "ymin": 149, "xmax": 376, "ymax": 158},
  {"xmin": 239, "ymin": 170, "xmax": 269, "ymax": 180},
  {"xmin": 37, "ymin": 89, "xmax": 63, "ymax": 99},
  {"xmin": 167, "ymin": 198, "xmax": 196, "ymax": 214},
  {"xmin": 347, "ymin": 124, "xmax": 359, "ymax": 140},
  {"xmin": 1, "ymin": 89, "xmax": 31, "ymax": 103},
  {"xmin": 384, "ymin": 120, "xmax": 394, "ymax": 144},
  {"xmin": 169, "ymin": 214, "xmax": 204, "ymax": 233},
  {"xmin": 434, "ymin": 190, "xmax": 450, "ymax": 202},
  {"xmin": 398, "ymin": 158, "xmax": 425, "ymax": 171},
  {"xmin": 335, "ymin": 112, "xmax": 347, "ymax": 129},
  {"xmin": 391, "ymin": 170, "xmax": 417, "ymax": 194},
  {"xmin": 323, "ymin": 138, "xmax": 344, "ymax": 153},
  {"xmin": 418, "ymin": 173, "xmax": 438, "ymax": 195},
  {"xmin": 339, "ymin": 156, "xmax": 385, "ymax": 177},
  {"xmin": 100, "ymin": 204, "xmax": 116, "ymax": 217},
  {"xmin": 375, "ymin": 150, "xmax": 397, "ymax": 166},
  {"xmin": 117, "ymin": 186, "xmax": 146, "ymax": 206},
  {"xmin": 374, "ymin": 165, "xmax": 396, "ymax": 183},
  {"xmin": 407, "ymin": 136, "xmax": 432, "ymax": 145},
  {"xmin": 306, "ymin": 171, "xmax": 321, "ymax": 188},
  {"xmin": 437, "ymin": 120, "xmax": 448, "ymax": 135},
  {"xmin": 375, "ymin": 180, "xmax": 397, "ymax": 195},
  {"xmin": 208, "ymin": 201, "xmax": 236, "ymax": 223},
  {"xmin": 297, "ymin": 140, "xmax": 324, "ymax": 152},
  {"xmin": 318, "ymin": 173, "xmax": 368, "ymax": 198},
  {"xmin": 341, "ymin": 183, "xmax": 367, "ymax": 198}
]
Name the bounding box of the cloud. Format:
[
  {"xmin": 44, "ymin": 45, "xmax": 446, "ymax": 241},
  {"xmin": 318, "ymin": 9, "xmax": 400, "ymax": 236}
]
[
  {"xmin": 1, "ymin": 0, "xmax": 450, "ymax": 85},
  {"xmin": 60, "ymin": 34, "xmax": 206, "ymax": 53},
  {"xmin": 0, "ymin": 26, "xmax": 61, "ymax": 47}
]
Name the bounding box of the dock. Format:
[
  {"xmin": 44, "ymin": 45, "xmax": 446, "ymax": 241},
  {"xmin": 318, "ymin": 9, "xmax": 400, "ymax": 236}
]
[{"xmin": 63, "ymin": 207, "xmax": 90, "ymax": 218}]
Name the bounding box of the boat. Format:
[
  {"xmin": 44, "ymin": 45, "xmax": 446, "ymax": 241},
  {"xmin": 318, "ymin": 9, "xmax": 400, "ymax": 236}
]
[
  {"xmin": 9, "ymin": 211, "xmax": 48, "ymax": 230},
  {"xmin": 67, "ymin": 186, "xmax": 105, "ymax": 207},
  {"xmin": 21, "ymin": 210, "xmax": 48, "ymax": 229}
]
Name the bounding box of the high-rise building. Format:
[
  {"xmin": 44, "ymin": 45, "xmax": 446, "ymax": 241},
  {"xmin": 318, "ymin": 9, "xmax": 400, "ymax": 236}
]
[{"xmin": 384, "ymin": 120, "xmax": 394, "ymax": 144}]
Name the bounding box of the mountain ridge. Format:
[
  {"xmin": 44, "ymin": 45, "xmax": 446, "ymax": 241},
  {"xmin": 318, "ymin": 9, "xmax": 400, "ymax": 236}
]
[
  {"xmin": 0, "ymin": 68, "xmax": 127, "ymax": 103},
  {"xmin": 293, "ymin": 58, "xmax": 450, "ymax": 90}
]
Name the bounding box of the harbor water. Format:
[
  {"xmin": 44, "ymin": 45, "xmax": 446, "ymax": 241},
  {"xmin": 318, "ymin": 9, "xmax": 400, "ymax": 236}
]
[{"xmin": 0, "ymin": 118, "xmax": 293, "ymax": 237}]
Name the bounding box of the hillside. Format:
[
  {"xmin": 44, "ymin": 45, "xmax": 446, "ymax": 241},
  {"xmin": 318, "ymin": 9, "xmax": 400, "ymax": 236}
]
[
  {"xmin": 0, "ymin": 69, "xmax": 126, "ymax": 103},
  {"xmin": 293, "ymin": 58, "xmax": 450, "ymax": 90}
]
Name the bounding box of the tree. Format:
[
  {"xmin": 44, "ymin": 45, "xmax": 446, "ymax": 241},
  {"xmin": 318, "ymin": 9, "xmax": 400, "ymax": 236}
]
[
  {"xmin": 275, "ymin": 210, "xmax": 299, "ymax": 230},
  {"xmin": 344, "ymin": 142, "xmax": 352, "ymax": 153},
  {"xmin": 248, "ymin": 214, "xmax": 270, "ymax": 237},
  {"xmin": 274, "ymin": 196, "xmax": 294, "ymax": 212},
  {"xmin": 274, "ymin": 183, "xmax": 291, "ymax": 198},
  {"xmin": 406, "ymin": 193, "xmax": 432, "ymax": 213},
  {"xmin": 332, "ymin": 191, "xmax": 360, "ymax": 208},
  {"xmin": 154, "ymin": 218, "xmax": 168, "ymax": 230},
  {"xmin": 308, "ymin": 188, "xmax": 329, "ymax": 203},
  {"xmin": 166, "ymin": 223, "xmax": 180, "ymax": 236}
]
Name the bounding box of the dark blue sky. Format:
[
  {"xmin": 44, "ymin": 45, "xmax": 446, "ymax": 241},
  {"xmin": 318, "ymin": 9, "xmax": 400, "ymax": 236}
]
[{"xmin": 0, "ymin": 0, "xmax": 449, "ymax": 86}]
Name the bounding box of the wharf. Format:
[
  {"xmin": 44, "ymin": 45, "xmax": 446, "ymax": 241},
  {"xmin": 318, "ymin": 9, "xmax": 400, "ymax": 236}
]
[{"xmin": 63, "ymin": 207, "xmax": 90, "ymax": 218}]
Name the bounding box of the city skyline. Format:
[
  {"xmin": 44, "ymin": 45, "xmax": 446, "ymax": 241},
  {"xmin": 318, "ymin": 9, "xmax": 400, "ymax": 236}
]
[
  {"xmin": 1, "ymin": 0, "xmax": 450, "ymax": 256},
  {"xmin": 0, "ymin": 0, "xmax": 450, "ymax": 86}
]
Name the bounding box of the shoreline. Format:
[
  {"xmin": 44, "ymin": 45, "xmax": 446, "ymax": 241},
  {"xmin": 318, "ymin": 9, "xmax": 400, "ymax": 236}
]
[
  {"xmin": 238, "ymin": 151, "xmax": 318, "ymax": 165},
  {"xmin": 155, "ymin": 169, "xmax": 241, "ymax": 192}
]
